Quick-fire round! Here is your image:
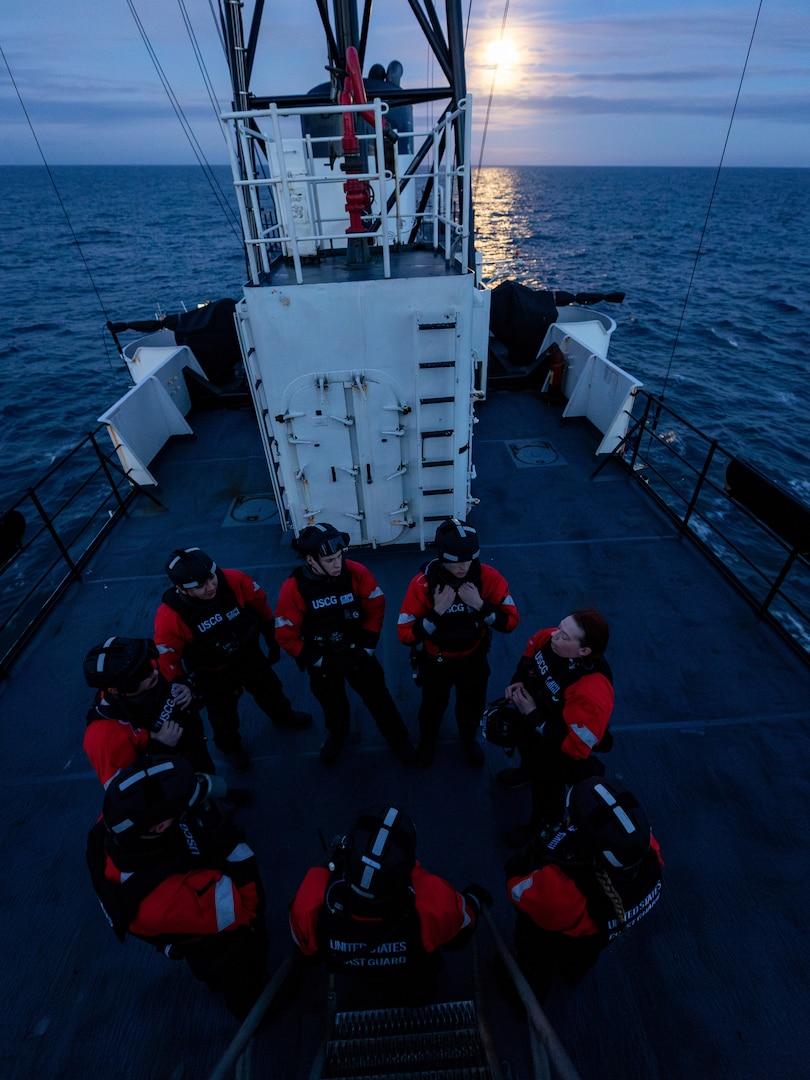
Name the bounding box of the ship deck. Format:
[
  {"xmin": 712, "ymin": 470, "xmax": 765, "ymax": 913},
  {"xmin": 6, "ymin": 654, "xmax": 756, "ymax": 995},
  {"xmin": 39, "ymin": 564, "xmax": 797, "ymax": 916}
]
[
  {"xmin": 260, "ymin": 243, "xmax": 465, "ymax": 288},
  {"xmin": 2, "ymin": 386, "xmax": 808, "ymax": 1080}
]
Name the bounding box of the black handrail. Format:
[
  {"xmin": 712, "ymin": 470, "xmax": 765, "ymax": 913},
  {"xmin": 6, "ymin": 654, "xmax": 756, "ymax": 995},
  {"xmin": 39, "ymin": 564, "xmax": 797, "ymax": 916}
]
[
  {"xmin": 612, "ymin": 390, "xmax": 810, "ymax": 664},
  {"xmin": 0, "ymin": 426, "xmax": 144, "ymax": 677}
]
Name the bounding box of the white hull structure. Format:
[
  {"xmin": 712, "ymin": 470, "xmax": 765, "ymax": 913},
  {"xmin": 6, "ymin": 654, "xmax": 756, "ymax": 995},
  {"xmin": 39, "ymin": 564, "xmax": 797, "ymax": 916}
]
[
  {"xmin": 237, "ymin": 272, "xmax": 488, "ymax": 548},
  {"xmin": 223, "ymin": 92, "xmax": 489, "ymax": 547}
]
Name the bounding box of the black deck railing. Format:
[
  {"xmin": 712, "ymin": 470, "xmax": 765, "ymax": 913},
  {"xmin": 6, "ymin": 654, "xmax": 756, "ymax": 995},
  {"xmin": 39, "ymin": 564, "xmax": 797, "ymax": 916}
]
[
  {"xmin": 602, "ymin": 390, "xmax": 810, "ymax": 664},
  {"xmin": 0, "ymin": 428, "xmax": 146, "ymax": 677}
]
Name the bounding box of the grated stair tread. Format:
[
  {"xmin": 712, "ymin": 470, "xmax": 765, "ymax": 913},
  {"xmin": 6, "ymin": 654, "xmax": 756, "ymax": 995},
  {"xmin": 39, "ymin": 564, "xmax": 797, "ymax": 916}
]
[{"xmin": 319, "ymin": 1001, "xmax": 493, "ymax": 1079}]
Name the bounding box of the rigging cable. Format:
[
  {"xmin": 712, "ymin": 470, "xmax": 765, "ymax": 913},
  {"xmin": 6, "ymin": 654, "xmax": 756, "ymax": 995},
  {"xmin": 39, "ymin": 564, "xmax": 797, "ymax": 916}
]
[
  {"xmin": 125, "ymin": 0, "xmax": 242, "ymax": 239},
  {"xmin": 178, "ymin": 0, "xmax": 228, "ymax": 133},
  {"xmin": 473, "ymin": 0, "xmax": 511, "ymax": 197},
  {"xmin": 658, "ymin": 0, "xmax": 764, "ymax": 400},
  {"xmin": 0, "ymin": 43, "xmax": 113, "ymax": 326}
]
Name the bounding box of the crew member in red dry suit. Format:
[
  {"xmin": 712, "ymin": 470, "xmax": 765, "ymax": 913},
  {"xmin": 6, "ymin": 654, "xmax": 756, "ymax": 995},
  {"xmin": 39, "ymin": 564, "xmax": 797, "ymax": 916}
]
[
  {"xmin": 85, "ymin": 755, "xmax": 268, "ymax": 1020},
  {"xmin": 83, "ymin": 635, "xmax": 215, "ymax": 787},
  {"xmin": 274, "ymin": 524, "xmax": 417, "ymax": 766},
  {"xmin": 154, "ymin": 546, "xmax": 311, "ymax": 773},
  {"xmin": 397, "ymin": 517, "xmax": 520, "ymax": 767},
  {"xmin": 505, "ymin": 777, "xmax": 663, "ymax": 1002},
  {"xmin": 288, "ymin": 805, "xmax": 490, "ymax": 1007},
  {"xmin": 490, "ymin": 610, "xmax": 614, "ymax": 847}
]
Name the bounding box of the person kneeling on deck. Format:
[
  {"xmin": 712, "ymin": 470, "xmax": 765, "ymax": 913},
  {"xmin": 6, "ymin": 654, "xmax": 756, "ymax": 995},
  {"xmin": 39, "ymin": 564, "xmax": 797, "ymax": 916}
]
[
  {"xmin": 488, "ymin": 610, "xmax": 614, "ymax": 847},
  {"xmin": 154, "ymin": 546, "xmax": 312, "ymax": 773},
  {"xmin": 85, "ymin": 755, "xmax": 269, "ymax": 1021},
  {"xmin": 505, "ymin": 778, "xmax": 663, "ymax": 1003},
  {"xmin": 83, "ymin": 635, "xmax": 215, "ymax": 787},
  {"xmin": 397, "ymin": 517, "xmax": 519, "ymax": 767},
  {"xmin": 289, "ymin": 806, "xmax": 490, "ymax": 1007},
  {"xmin": 274, "ymin": 524, "xmax": 417, "ymax": 766}
]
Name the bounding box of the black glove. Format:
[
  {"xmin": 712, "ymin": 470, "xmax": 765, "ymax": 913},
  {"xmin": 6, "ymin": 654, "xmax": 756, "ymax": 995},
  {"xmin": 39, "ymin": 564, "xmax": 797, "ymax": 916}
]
[
  {"xmin": 261, "ymin": 625, "xmax": 281, "ymax": 665},
  {"xmin": 462, "ymin": 882, "xmax": 493, "ymax": 914}
]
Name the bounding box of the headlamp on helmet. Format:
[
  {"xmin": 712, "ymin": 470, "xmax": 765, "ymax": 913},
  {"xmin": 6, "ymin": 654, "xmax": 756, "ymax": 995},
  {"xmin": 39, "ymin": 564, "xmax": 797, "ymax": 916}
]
[
  {"xmin": 83, "ymin": 637, "xmax": 158, "ymax": 694},
  {"xmin": 166, "ymin": 547, "xmax": 217, "ymax": 589}
]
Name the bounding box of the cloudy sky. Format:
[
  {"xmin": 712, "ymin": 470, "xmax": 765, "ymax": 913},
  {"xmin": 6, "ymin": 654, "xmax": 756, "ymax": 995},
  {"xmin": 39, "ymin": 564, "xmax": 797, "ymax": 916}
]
[{"xmin": 2, "ymin": 0, "xmax": 808, "ymax": 167}]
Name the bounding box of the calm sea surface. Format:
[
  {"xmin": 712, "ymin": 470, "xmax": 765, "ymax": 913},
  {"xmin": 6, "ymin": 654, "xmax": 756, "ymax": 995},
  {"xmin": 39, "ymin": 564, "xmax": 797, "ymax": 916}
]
[{"xmin": 1, "ymin": 165, "xmax": 808, "ymax": 503}]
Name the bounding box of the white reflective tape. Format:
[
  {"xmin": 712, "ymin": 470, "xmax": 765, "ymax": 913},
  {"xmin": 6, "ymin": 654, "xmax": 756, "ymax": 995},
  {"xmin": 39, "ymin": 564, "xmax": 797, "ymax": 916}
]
[
  {"xmin": 570, "ymin": 724, "xmax": 600, "ymax": 750},
  {"xmin": 371, "ymin": 827, "xmax": 389, "ymax": 856},
  {"xmin": 397, "ymin": 613, "xmax": 415, "ymax": 625},
  {"xmin": 382, "ymin": 808, "xmax": 399, "ymax": 827},
  {"xmin": 214, "ymin": 876, "xmax": 237, "ymax": 931},
  {"xmin": 593, "ymin": 782, "xmax": 617, "ymax": 805},
  {"xmin": 225, "ymin": 843, "xmax": 254, "ymax": 863},
  {"xmin": 118, "ymin": 759, "xmax": 175, "ymax": 791},
  {"xmin": 368, "ymin": 587, "xmax": 384, "ymax": 598},
  {"xmin": 509, "ymin": 875, "xmax": 535, "ymax": 902},
  {"xmin": 103, "ymin": 768, "xmax": 122, "ymax": 790},
  {"xmin": 459, "ymin": 897, "xmax": 472, "ymax": 929},
  {"xmin": 614, "ymin": 806, "xmax": 636, "ymax": 834}
]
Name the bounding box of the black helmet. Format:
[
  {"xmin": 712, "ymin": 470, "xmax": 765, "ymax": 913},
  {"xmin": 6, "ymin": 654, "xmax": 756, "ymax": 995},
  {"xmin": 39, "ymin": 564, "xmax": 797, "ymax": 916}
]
[
  {"xmin": 292, "ymin": 523, "xmax": 350, "ymax": 559},
  {"xmin": 481, "ymin": 698, "xmax": 530, "ymax": 747},
  {"xmin": 103, "ymin": 755, "xmax": 203, "ymax": 840},
  {"xmin": 434, "ymin": 518, "xmax": 480, "ymax": 562},
  {"xmin": 83, "ymin": 637, "xmax": 158, "ymax": 693},
  {"xmin": 567, "ymin": 778, "xmax": 652, "ymax": 870},
  {"xmin": 166, "ymin": 547, "xmax": 217, "ymax": 588},
  {"xmin": 344, "ymin": 806, "xmax": 416, "ymax": 904}
]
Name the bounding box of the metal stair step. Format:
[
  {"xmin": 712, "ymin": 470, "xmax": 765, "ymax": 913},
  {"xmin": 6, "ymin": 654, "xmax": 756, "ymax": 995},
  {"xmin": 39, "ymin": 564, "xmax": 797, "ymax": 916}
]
[{"xmin": 320, "ymin": 1001, "xmax": 493, "ymax": 1079}]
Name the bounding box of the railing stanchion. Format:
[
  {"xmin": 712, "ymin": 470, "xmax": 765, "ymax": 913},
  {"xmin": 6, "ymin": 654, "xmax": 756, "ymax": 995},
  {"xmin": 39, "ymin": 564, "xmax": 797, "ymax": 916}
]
[
  {"xmin": 27, "ymin": 488, "xmax": 80, "ymax": 580},
  {"xmin": 681, "ymin": 439, "xmax": 718, "ymax": 532}
]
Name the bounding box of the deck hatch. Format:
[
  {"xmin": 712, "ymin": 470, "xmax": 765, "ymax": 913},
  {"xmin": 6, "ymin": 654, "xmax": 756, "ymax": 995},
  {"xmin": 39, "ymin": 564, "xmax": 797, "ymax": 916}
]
[
  {"xmin": 507, "ymin": 439, "xmax": 567, "ymax": 468},
  {"xmin": 223, "ymin": 494, "xmax": 279, "ymax": 526}
]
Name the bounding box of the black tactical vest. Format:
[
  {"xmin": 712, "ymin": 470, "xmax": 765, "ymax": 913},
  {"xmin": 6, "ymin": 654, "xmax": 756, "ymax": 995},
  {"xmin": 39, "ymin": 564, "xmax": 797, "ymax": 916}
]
[
  {"xmin": 86, "ymin": 813, "xmax": 220, "ymax": 946},
  {"xmin": 86, "ymin": 672, "xmax": 183, "ymax": 733},
  {"xmin": 515, "ymin": 638, "xmax": 613, "ymax": 720},
  {"xmin": 161, "ymin": 569, "xmax": 260, "ymax": 667},
  {"xmin": 568, "ymin": 850, "xmax": 662, "ymax": 945},
  {"xmin": 423, "ymin": 558, "xmax": 488, "ymax": 654},
  {"xmin": 292, "ymin": 564, "xmax": 365, "ymax": 652},
  {"xmin": 315, "ymin": 875, "xmax": 436, "ymax": 987}
]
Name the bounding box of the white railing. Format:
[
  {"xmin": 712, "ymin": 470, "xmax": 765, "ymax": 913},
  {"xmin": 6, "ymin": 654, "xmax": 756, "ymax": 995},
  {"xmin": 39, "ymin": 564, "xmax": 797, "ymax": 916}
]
[{"xmin": 220, "ymin": 97, "xmax": 473, "ymax": 285}]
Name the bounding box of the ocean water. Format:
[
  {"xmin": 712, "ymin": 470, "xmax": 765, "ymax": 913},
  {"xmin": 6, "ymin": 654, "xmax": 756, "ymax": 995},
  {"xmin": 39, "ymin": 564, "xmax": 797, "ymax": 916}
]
[{"xmin": 1, "ymin": 165, "xmax": 809, "ymax": 504}]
